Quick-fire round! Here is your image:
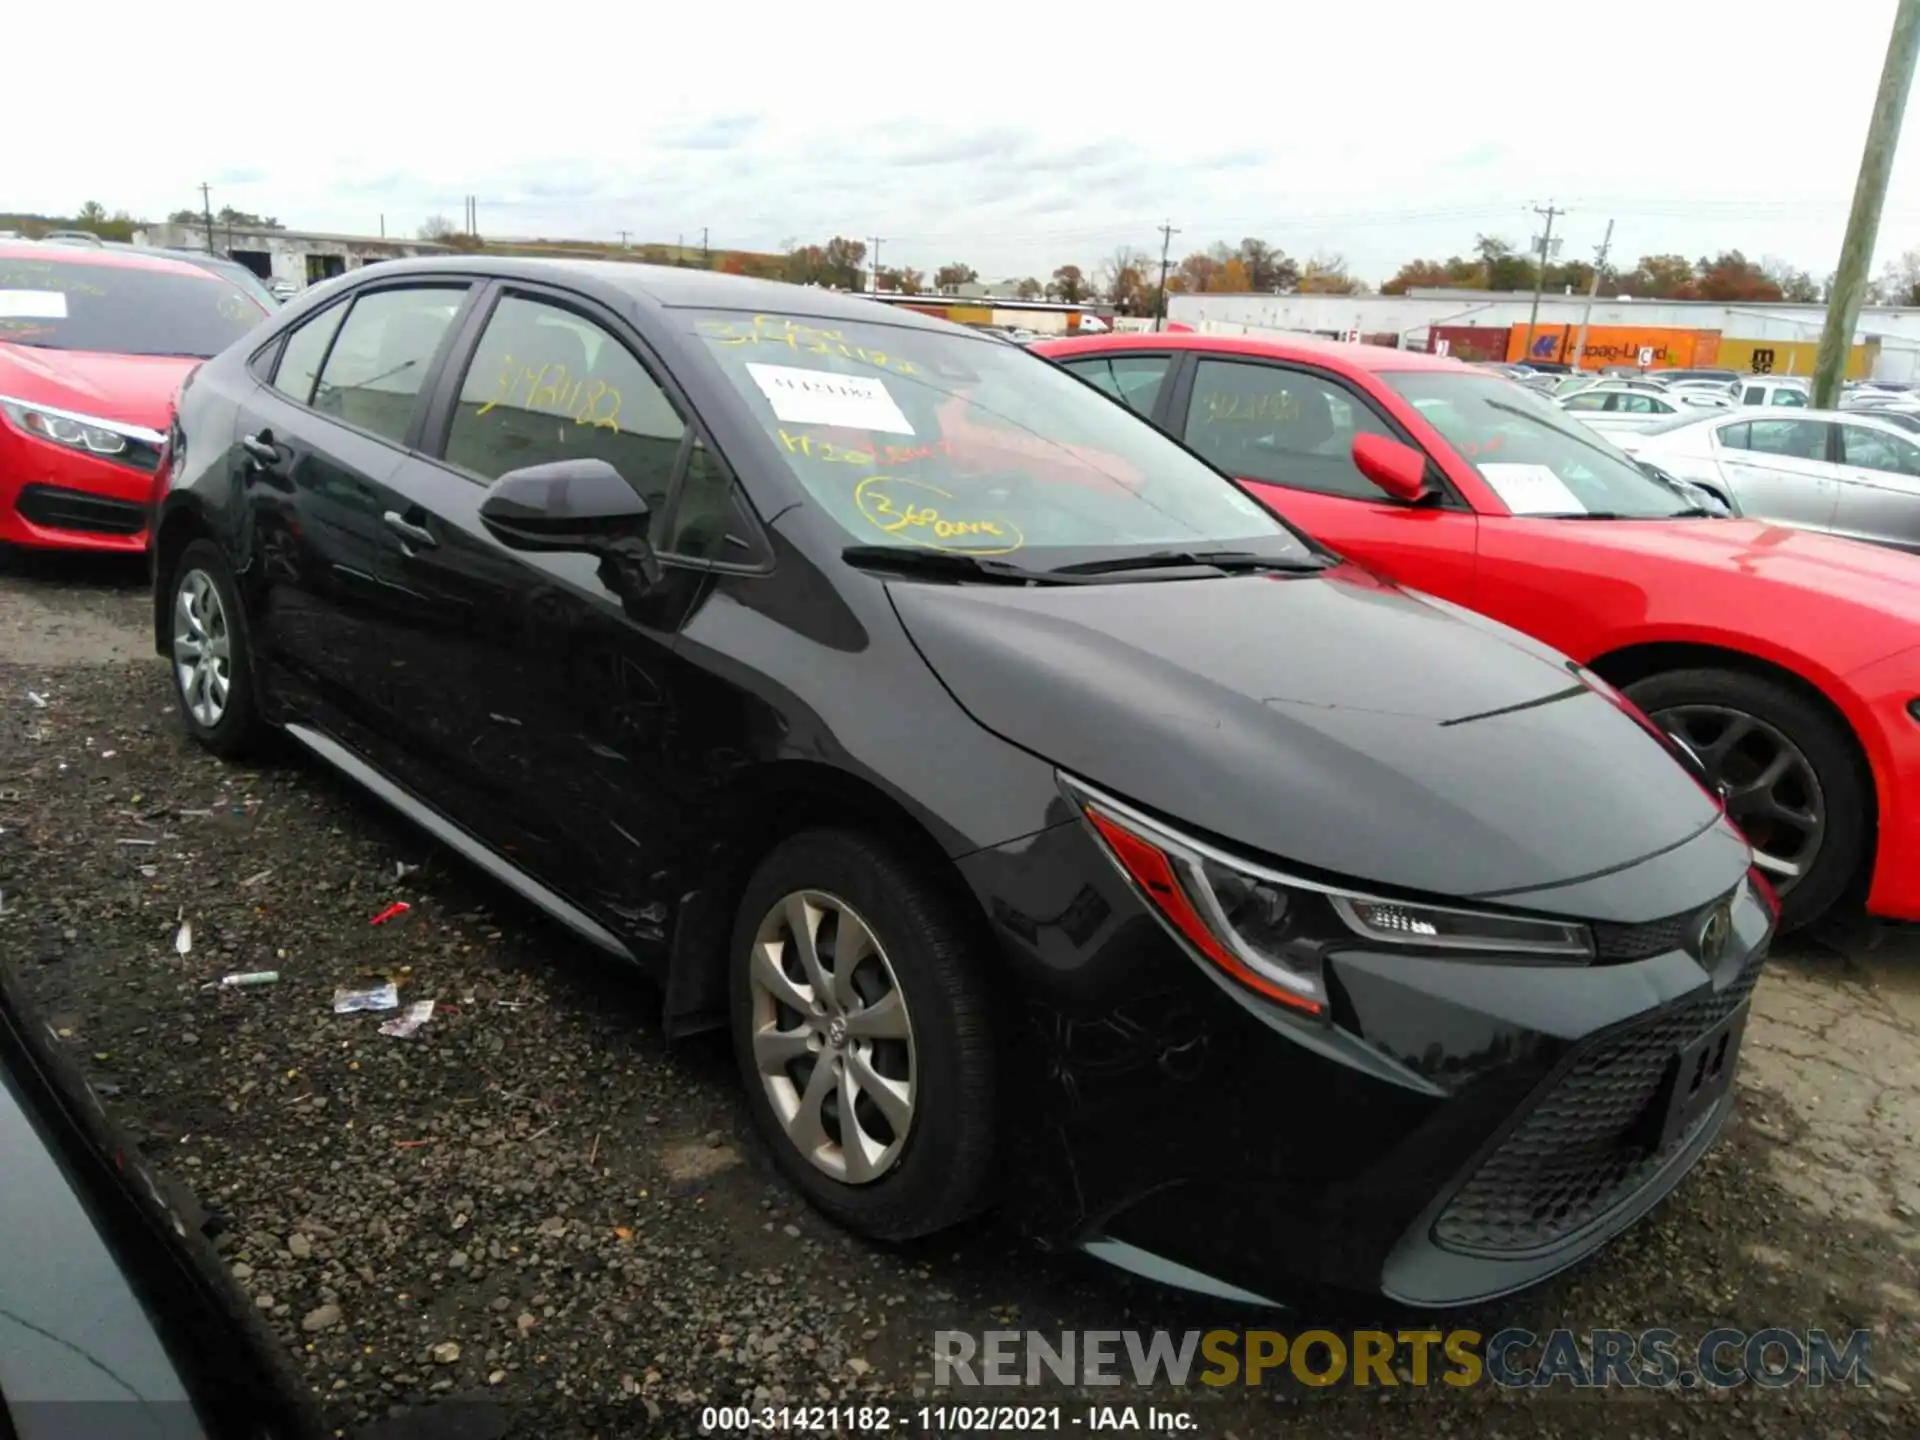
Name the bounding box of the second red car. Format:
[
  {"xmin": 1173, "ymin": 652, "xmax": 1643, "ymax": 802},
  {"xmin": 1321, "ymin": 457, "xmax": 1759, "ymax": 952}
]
[{"xmin": 1036, "ymin": 332, "xmax": 1920, "ymax": 932}]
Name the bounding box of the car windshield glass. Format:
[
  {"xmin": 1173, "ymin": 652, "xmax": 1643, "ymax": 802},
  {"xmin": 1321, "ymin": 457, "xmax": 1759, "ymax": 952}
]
[
  {"xmin": 1383, "ymin": 371, "xmax": 1695, "ymax": 518},
  {"xmin": 688, "ymin": 311, "xmax": 1313, "ymax": 561},
  {"xmin": 0, "ymin": 252, "xmax": 267, "ymax": 358}
]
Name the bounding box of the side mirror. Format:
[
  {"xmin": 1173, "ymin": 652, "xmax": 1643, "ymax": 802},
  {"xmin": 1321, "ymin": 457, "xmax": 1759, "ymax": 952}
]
[
  {"xmin": 1351, "ymin": 433, "xmax": 1431, "ymax": 503},
  {"xmin": 479, "ymin": 458, "xmax": 652, "ymax": 553}
]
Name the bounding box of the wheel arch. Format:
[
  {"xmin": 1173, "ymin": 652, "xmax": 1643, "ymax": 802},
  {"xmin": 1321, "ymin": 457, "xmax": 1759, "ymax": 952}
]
[
  {"xmin": 662, "ymin": 760, "xmax": 1002, "ymax": 1040},
  {"xmin": 1586, "ymin": 637, "xmax": 1880, "ymax": 878},
  {"xmin": 150, "ymin": 502, "xmax": 216, "ymax": 655}
]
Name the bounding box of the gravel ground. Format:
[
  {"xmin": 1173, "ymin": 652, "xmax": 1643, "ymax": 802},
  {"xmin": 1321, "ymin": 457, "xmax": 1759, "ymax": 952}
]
[{"xmin": 2, "ymin": 551, "xmax": 1918, "ymax": 1438}]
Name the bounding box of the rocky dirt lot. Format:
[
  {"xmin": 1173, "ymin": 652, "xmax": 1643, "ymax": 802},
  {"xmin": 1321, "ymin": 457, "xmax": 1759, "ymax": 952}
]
[{"xmin": 2, "ymin": 552, "xmax": 1918, "ymax": 1439}]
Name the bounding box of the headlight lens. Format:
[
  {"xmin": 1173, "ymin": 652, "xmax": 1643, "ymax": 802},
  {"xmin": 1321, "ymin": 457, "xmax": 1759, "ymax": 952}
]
[
  {"xmin": 1066, "ymin": 776, "xmax": 1595, "ymax": 1019},
  {"xmin": 0, "ymin": 395, "xmax": 163, "ymax": 471}
]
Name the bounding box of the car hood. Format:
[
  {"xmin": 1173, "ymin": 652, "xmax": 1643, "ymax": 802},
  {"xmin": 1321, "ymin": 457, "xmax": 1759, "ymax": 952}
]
[
  {"xmin": 889, "ymin": 564, "xmax": 1725, "ymax": 901},
  {"xmin": 0, "ymin": 345, "xmax": 198, "ymax": 430},
  {"xmin": 1521, "ymin": 516, "xmax": 1920, "ymax": 622}
]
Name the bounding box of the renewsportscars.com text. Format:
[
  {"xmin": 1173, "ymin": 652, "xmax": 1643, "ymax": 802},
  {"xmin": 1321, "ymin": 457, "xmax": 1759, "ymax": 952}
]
[{"xmin": 933, "ymin": 1327, "xmax": 1873, "ymax": 1389}]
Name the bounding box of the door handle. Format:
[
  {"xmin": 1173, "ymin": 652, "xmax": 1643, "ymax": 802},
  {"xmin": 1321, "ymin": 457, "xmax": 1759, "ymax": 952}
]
[
  {"xmin": 241, "ymin": 432, "xmax": 279, "ymax": 465},
  {"xmin": 382, "ymin": 511, "xmax": 438, "ymax": 550}
]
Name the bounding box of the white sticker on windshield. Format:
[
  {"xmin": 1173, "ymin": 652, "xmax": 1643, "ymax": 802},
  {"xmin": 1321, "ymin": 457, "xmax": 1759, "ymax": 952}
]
[
  {"xmin": 0, "ymin": 290, "xmax": 67, "ymax": 319},
  {"xmin": 745, "ymin": 363, "xmax": 914, "ymax": 435},
  {"xmin": 1477, "ymin": 462, "xmax": 1586, "ymax": 516}
]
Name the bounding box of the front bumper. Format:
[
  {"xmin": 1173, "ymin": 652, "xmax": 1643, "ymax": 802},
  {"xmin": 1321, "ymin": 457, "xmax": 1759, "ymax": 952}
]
[
  {"xmin": 0, "ymin": 432, "xmax": 152, "ymax": 552},
  {"xmin": 959, "ymin": 818, "xmax": 1769, "ymax": 1309}
]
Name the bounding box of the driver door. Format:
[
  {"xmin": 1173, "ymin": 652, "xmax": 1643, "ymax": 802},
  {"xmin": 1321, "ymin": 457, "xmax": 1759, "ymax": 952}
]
[{"xmin": 1169, "ymin": 356, "xmax": 1480, "ymax": 604}]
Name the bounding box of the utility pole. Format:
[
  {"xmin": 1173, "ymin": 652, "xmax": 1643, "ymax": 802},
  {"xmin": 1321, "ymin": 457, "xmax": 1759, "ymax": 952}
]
[
  {"xmin": 1519, "ymin": 202, "xmax": 1565, "ymax": 364},
  {"xmin": 701, "ymin": 226, "xmax": 710, "ymax": 268},
  {"xmin": 1569, "ymin": 219, "xmax": 1615, "ymax": 374},
  {"xmin": 1154, "ymin": 220, "xmax": 1180, "ymax": 333},
  {"xmin": 1814, "ymin": 0, "xmax": 1920, "ymax": 408},
  {"xmin": 869, "ymin": 236, "xmax": 885, "ymax": 293},
  {"xmin": 200, "ymin": 182, "xmax": 216, "ymax": 256},
  {"xmin": 617, "ymin": 229, "xmax": 630, "ymax": 248}
]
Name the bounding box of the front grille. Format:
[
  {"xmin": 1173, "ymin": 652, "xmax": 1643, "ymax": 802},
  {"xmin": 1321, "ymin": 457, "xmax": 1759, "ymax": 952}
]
[
  {"xmin": 1591, "ymin": 908, "xmax": 1696, "ymax": 961},
  {"xmin": 15, "ymin": 484, "xmax": 147, "ymax": 536},
  {"xmin": 1432, "ymin": 941, "xmax": 1765, "ymax": 1257}
]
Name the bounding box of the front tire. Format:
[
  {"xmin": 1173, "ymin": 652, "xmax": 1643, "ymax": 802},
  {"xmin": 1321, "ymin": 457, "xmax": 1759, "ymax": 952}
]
[
  {"xmin": 165, "ymin": 539, "xmax": 264, "ymax": 758},
  {"xmin": 1626, "ymin": 667, "xmax": 1868, "ymax": 932},
  {"xmin": 729, "ymin": 828, "xmax": 996, "ymax": 1241}
]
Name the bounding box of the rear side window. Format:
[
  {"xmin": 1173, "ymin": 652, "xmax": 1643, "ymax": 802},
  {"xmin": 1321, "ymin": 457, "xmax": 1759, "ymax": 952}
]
[
  {"xmin": 313, "ymin": 286, "xmax": 466, "ymax": 445},
  {"xmin": 1563, "ymin": 391, "xmax": 1608, "ymax": 411},
  {"xmin": 271, "ymin": 304, "xmax": 346, "ymax": 405},
  {"xmin": 1771, "ymin": 389, "xmax": 1807, "ymax": 408},
  {"xmin": 443, "ymin": 293, "xmax": 687, "ymax": 515},
  {"xmin": 1181, "ymin": 359, "xmax": 1395, "ymax": 500},
  {"xmin": 1060, "ymin": 355, "xmax": 1171, "ymax": 417},
  {"xmin": 1724, "ymin": 418, "xmax": 1830, "ymax": 460},
  {"xmin": 1840, "ymin": 424, "xmax": 1920, "ymax": 475}
]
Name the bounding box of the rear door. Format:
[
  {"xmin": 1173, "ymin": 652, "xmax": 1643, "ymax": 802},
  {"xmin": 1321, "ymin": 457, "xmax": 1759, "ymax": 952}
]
[
  {"xmin": 1832, "ymin": 420, "xmax": 1920, "ymax": 550},
  {"xmin": 1712, "ymin": 417, "xmax": 1840, "ymax": 532},
  {"xmin": 235, "ymin": 279, "xmax": 475, "ymax": 737},
  {"xmin": 1168, "ymin": 355, "xmax": 1480, "ymax": 602}
]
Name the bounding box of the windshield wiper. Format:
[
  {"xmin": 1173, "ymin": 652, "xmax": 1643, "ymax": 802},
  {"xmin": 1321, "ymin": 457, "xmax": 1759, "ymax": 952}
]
[
  {"xmin": 841, "ymin": 544, "xmax": 1076, "ymax": 585},
  {"xmin": 1048, "ymin": 549, "xmax": 1332, "ymax": 577}
]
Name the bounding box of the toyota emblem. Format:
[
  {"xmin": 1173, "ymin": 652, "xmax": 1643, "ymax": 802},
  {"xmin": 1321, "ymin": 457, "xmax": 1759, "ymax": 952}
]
[{"xmin": 1697, "ymin": 903, "xmax": 1733, "ymax": 965}]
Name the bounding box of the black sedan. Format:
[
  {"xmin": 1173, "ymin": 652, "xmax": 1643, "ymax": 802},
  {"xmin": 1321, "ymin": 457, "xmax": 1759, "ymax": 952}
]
[{"xmin": 149, "ymin": 258, "xmax": 1773, "ymax": 1307}]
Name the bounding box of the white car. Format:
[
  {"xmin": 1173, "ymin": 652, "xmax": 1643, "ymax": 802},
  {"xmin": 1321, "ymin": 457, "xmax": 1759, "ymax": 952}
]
[
  {"xmin": 1617, "ymin": 407, "xmax": 1920, "ymax": 550},
  {"xmin": 1558, "ymin": 384, "xmax": 1731, "ymax": 435},
  {"xmin": 1737, "ymin": 377, "xmax": 1810, "ymax": 408}
]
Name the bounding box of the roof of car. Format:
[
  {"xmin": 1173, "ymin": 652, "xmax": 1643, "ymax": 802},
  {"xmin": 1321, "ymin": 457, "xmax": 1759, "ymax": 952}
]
[
  {"xmin": 310, "ymin": 254, "xmax": 961, "ymax": 333},
  {"xmin": 1033, "ymin": 330, "xmax": 1474, "ymax": 374},
  {"xmin": 0, "ymin": 238, "xmax": 218, "ymax": 281}
]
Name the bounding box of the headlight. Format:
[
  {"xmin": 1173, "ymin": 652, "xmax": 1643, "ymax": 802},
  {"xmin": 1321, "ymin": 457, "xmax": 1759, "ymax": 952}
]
[
  {"xmin": 0, "ymin": 395, "xmax": 164, "ymax": 471},
  {"xmin": 1065, "ymin": 775, "xmax": 1594, "ymax": 1019}
]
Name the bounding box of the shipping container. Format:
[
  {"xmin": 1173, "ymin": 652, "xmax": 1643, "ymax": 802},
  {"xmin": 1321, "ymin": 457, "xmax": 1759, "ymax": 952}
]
[
  {"xmin": 1715, "ymin": 337, "xmax": 1877, "ymax": 378},
  {"xmin": 1428, "ymin": 325, "xmax": 1510, "ymax": 362},
  {"xmin": 1508, "ymin": 324, "xmax": 1723, "ymax": 369}
]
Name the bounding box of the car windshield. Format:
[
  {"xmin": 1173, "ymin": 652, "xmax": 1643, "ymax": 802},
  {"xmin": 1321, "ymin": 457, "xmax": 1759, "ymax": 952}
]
[
  {"xmin": 1383, "ymin": 371, "xmax": 1699, "ymax": 518},
  {"xmin": 688, "ymin": 310, "xmax": 1313, "ymax": 561},
  {"xmin": 0, "ymin": 251, "xmax": 267, "ymax": 358}
]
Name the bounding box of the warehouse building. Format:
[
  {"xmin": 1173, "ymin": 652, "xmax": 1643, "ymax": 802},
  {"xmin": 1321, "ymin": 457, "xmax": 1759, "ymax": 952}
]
[
  {"xmin": 131, "ymin": 222, "xmax": 453, "ymax": 293},
  {"xmin": 1168, "ymin": 289, "xmax": 1918, "ymax": 379}
]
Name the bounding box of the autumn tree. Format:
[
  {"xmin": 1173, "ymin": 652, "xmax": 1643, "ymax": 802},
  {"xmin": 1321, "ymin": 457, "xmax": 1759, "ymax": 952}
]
[
  {"xmin": 1876, "ymin": 249, "xmax": 1920, "ymax": 305},
  {"xmin": 785, "ymin": 244, "xmax": 829, "ymax": 286},
  {"xmin": 821, "ymin": 236, "xmax": 867, "ymax": 290},
  {"xmin": 1236, "ymin": 238, "xmax": 1298, "ymax": 292},
  {"xmin": 1211, "ymin": 257, "xmax": 1251, "ymax": 292},
  {"xmin": 1049, "ymin": 265, "xmax": 1089, "ymax": 302},
  {"xmin": 1016, "ymin": 276, "xmax": 1044, "ymax": 300},
  {"xmin": 419, "ymin": 215, "xmax": 458, "ymax": 241},
  {"xmin": 934, "ymin": 262, "xmax": 978, "ymax": 291},
  {"xmin": 1380, "ymin": 259, "xmax": 1453, "ymax": 295},
  {"xmin": 1620, "ymin": 254, "xmax": 1696, "ymax": 298},
  {"xmin": 1762, "ymin": 257, "xmax": 1821, "ymax": 303},
  {"xmin": 1099, "ymin": 246, "xmax": 1154, "ymax": 311},
  {"xmin": 897, "ymin": 266, "xmax": 925, "ymax": 295},
  {"xmin": 1175, "ymin": 250, "xmax": 1222, "ymax": 293},
  {"xmin": 1298, "ymin": 252, "xmax": 1363, "ymax": 294}
]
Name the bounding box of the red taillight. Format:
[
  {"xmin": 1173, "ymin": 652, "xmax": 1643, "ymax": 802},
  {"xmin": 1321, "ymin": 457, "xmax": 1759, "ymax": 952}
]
[
  {"xmin": 1085, "ymin": 808, "xmax": 1323, "ymax": 1016},
  {"xmin": 1749, "ymin": 865, "xmax": 1780, "ymax": 920}
]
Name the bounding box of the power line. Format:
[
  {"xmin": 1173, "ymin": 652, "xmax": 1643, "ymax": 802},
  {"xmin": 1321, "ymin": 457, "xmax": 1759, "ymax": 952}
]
[{"xmin": 1569, "ymin": 219, "xmax": 1616, "ymax": 373}]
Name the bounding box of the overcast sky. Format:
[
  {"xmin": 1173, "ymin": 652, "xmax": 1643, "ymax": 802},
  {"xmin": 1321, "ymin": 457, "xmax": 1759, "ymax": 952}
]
[{"xmin": 13, "ymin": 1, "xmax": 1919, "ymax": 285}]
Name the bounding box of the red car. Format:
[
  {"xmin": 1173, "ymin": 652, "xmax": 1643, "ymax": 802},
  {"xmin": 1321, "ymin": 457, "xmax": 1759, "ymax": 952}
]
[
  {"xmin": 1035, "ymin": 332, "xmax": 1920, "ymax": 932},
  {"xmin": 0, "ymin": 241, "xmax": 267, "ymax": 555}
]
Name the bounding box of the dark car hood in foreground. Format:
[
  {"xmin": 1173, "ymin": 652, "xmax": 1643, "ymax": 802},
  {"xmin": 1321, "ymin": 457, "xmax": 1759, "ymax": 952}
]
[{"xmin": 889, "ymin": 563, "xmax": 1723, "ymax": 901}]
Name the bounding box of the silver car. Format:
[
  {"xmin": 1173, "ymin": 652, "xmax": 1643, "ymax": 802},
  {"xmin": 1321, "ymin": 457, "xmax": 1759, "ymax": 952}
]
[
  {"xmin": 1616, "ymin": 408, "xmax": 1920, "ymax": 550},
  {"xmin": 1558, "ymin": 384, "xmax": 1731, "ymax": 435}
]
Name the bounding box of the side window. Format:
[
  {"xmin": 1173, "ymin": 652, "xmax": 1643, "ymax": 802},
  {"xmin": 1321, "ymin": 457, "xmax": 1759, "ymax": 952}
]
[
  {"xmin": 663, "ymin": 438, "xmax": 745, "ymax": 562},
  {"xmin": 271, "ymin": 304, "xmax": 346, "ymax": 405},
  {"xmin": 312, "ymin": 286, "xmax": 466, "ymax": 444},
  {"xmin": 1715, "ymin": 421, "xmax": 1750, "ymax": 450},
  {"xmin": 444, "ymin": 294, "xmax": 686, "ymax": 518},
  {"xmin": 1563, "ymin": 391, "xmax": 1607, "ymax": 411},
  {"xmin": 1738, "ymin": 419, "xmax": 1830, "ymax": 461},
  {"xmin": 1841, "ymin": 425, "xmax": 1920, "ymax": 476},
  {"xmin": 1742, "ymin": 385, "xmax": 1766, "ymax": 405},
  {"xmin": 1060, "ymin": 355, "xmax": 1170, "ymax": 417},
  {"xmin": 1182, "ymin": 359, "xmax": 1395, "ymax": 499},
  {"xmin": 1773, "ymin": 389, "xmax": 1807, "ymax": 407}
]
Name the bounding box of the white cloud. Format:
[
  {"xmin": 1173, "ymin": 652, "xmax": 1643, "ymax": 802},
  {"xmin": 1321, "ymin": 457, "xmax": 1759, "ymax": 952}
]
[{"xmin": 11, "ymin": 0, "xmax": 1915, "ymax": 283}]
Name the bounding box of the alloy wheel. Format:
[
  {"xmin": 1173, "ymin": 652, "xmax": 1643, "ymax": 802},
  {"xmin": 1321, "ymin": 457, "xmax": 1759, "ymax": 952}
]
[
  {"xmin": 1652, "ymin": 703, "xmax": 1825, "ymax": 890},
  {"xmin": 172, "ymin": 568, "xmax": 233, "ymax": 728},
  {"xmin": 747, "ymin": 890, "xmax": 916, "ymax": 1185}
]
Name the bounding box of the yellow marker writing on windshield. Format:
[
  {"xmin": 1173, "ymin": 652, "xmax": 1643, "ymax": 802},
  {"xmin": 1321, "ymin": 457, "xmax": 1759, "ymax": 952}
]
[{"xmin": 854, "ymin": 475, "xmax": 1024, "ymax": 555}]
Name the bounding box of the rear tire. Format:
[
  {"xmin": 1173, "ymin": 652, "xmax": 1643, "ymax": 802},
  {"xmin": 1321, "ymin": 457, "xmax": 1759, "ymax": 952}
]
[
  {"xmin": 1625, "ymin": 667, "xmax": 1868, "ymax": 932},
  {"xmin": 164, "ymin": 539, "xmax": 264, "ymax": 759},
  {"xmin": 729, "ymin": 828, "xmax": 996, "ymax": 1241}
]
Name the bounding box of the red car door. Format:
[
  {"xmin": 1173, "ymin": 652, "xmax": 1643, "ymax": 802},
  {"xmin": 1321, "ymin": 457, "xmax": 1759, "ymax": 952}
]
[{"xmin": 1171, "ymin": 355, "xmax": 1481, "ymax": 606}]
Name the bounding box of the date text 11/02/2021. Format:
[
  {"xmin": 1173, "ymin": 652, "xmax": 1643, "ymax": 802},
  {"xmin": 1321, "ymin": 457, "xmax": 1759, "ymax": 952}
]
[{"xmin": 699, "ymin": 1404, "xmax": 1196, "ymax": 1434}]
